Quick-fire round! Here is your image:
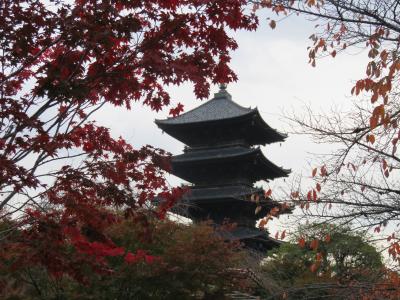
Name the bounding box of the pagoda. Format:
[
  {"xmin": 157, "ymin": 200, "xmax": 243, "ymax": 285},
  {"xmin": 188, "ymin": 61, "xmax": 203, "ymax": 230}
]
[{"xmin": 155, "ymin": 85, "xmax": 290, "ymax": 251}]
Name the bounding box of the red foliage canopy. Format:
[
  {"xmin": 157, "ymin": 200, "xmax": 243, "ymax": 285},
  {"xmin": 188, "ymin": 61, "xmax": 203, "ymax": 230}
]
[{"xmin": 0, "ymin": 0, "xmax": 257, "ymax": 281}]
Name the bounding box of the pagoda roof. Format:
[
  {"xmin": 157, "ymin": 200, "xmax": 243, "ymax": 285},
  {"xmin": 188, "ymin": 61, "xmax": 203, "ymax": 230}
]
[
  {"xmin": 156, "ymin": 88, "xmax": 252, "ymax": 125},
  {"xmin": 183, "ymin": 185, "xmax": 263, "ymax": 202},
  {"xmin": 171, "ymin": 146, "xmax": 290, "ymax": 182},
  {"xmin": 217, "ymin": 226, "xmax": 283, "ymax": 247},
  {"xmin": 173, "ymin": 146, "xmax": 256, "ymax": 163},
  {"xmin": 218, "ymin": 227, "xmax": 268, "ymax": 240},
  {"xmin": 155, "ymin": 87, "xmax": 287, "ymax": 145},
  {"xmin": 182, "ymin": 186, "xmax": 293, "ymax": 211}
]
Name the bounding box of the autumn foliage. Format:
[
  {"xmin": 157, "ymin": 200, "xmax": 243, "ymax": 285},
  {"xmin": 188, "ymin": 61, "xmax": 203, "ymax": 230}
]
[
  {"xmin": 243, "ymin": 1, "xmax": 400, "ymax": 298},
  {"xmin": 260, "ymin": 224, "xmax": 400, "ymax": 300},
  {"xmin": 0, "ymin": 0, "xmax": 258, "ymax": 283},
  {"xmin": 1, "ymin": 219, "xmax": 253, "ymax": 299},
  {"xmin": 5, "ymin": 0, "xmax": 400, "ymax": 298},
  {"xmin": 250, "ymin": 0, "xmax": 400, "ymax": 269}
]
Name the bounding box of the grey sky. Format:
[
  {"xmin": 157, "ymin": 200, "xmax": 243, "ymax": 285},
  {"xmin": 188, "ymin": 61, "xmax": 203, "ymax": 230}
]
[{"xmin": 96, "ymin": 13, "xmax": 367, "ymax": 184}]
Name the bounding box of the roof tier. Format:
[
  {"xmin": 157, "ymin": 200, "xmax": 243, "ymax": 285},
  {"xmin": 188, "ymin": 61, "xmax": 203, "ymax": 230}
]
[
  {"xmin": 171, "ymin": 146, "xmax": 290, "ymax": 185},
  {"xmin": 168, "ymin": 185, "xmax": 292, "ymax": 222},
  {"xmin": 217, "ymin": 226, "xmax": 282, "ymax": 251},
  {"xmin": 183, "ymin": 185, "xmax": 262, "ymax": 202},
  {"xmin": 155, "ymin": 88, "xmax": 286, "ymax": 147}
]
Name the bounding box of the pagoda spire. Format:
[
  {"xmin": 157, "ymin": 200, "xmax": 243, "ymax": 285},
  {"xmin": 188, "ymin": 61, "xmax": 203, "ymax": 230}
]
[{"xmin": 213, "ymin": 83, "xmax": 231, "ymax": 100}]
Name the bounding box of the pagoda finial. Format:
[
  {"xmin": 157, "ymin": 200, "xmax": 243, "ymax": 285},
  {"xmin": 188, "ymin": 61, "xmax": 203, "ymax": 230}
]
[{"xmin": 214, "ymin": 83, "xmax": 231, "ymax": 100}]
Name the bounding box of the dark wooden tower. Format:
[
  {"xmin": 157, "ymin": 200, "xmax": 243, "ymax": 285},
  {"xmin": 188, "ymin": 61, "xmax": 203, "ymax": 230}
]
[{"xmin": 155, "ymin": 85, "xmax": 290, "ymax": 251}]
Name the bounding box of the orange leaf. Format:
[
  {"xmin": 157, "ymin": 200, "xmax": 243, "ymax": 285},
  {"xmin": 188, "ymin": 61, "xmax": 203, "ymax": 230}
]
[
  {"xmin": 281, "ymin": 230, "xmax": 286, "ymax": 240},
  {"xmin": 316, "ymin": 183, "xmax": 321, "ymax": 192},
  {"xmin": 291, "ymin": 191, "xmax": 299, "ymax": 199},
  {"xmin": 310, "ymin": 239, "xmax": 319, "ymax": 250},
  {"xmin": 312, "ymin": 189, "xmax": 317, "ymax": 202},
  {"xmin": 371, "ymin": 92, "xmax": 379, "ymax": 103},
  {"xmin": 325, "ymin": 234, "xmax": 331, "ymax": 243},
  {"xmin": 298, "ymin": 237, "xmax": 306, "ymax": 248},
  {"xmin": 370, "ymin": 116, "xmax": 378, "ymax": 129},
  {"xmin": 382, "ymin": 159, "xmax": 388, "ymax": 170},
  {"xmin": 269, "ymin": 20, "xmax": 276, "ymax": 29},
  {"xmin": 380, "ymin": 50, "xmax": 388, "ymax": 62},
  {"xmin": 275, "ymin": 231, "xmax": 279, "ymax": 239},
  {"xmin": 320, "ymin": 165, "xmax": 327, "ymax": 176},
  {"xmin": 270, "ymin": 206, "xmax": 280, "ymax": 216},
  {"xmin": 312, "ymin": 167, "xmax": 317, "ymax": 177},
  {"xmin": 317, "ymin": 38, "xmax": 325, "ymax": 48},
  {"xmin": 373, "ymin": 104, "xmax": 385, "ymax": 120},
  {"xmin": 316, "ymin": 252, "xmax": 322, "ymax": 262},
  {"xmin": 307, "ymin": 0, "xmax": 316, "ymax": 6},
  {"xmin": 367, "ymin": 134, "xmax": 376, "ymax": 144},
  {"xmin": 259, "ymin": 218, "xmax": 268, "ymax": 229},
  {"xmin": 310, "ymin": 263, "xmax": 318, "ymax": 273}
]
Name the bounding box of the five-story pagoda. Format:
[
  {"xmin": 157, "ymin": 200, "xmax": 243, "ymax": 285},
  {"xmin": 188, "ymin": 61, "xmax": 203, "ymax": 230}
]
[{"xmin": 155, "ymin": 85, "xmax": 290, "ymax": 251}]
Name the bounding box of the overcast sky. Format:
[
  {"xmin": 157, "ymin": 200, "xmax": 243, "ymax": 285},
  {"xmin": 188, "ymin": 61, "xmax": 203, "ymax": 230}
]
[
  {"xmin": 96, "ymin": 13, "xmax": 367, "ymax": 183},
  {"xmin": 93, "ymin": 12, "xmax": 370, "ymax": 233}
]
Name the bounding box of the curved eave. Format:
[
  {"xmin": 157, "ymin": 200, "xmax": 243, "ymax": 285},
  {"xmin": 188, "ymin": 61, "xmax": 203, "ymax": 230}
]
[
  {"xmin": 155, "ymin": 93, "xmax": 254, "ymax": 126},
  {"xmin": 155, "ymin": 109, "xmax": 287, "ymax": 146},
  {"xmin": 155, "ymin": 108, "xmax": 256, "ymax": 132},
  {"xmin": 256, "ymin": 149, "xmax": 291, "ymax": 180},
  {"xmin": 217, "ymin": 226, "xmax": 266, "ymax": 240},
  {"xmin": 218, "ymin": 227, "xmax": 282, "ymax": 244},
  {"xmin": 183, "ymin": 185, "xmax": 263, "ymax": 201},
  {"xmin": 228, "ymin": 228, "xmax": 283, "ymax": 248},
  {"xmin": 172, "ymin": 147, "xmax": 291, "ymax": 181},
  {"xmin": 155, "ymin": 112, "xmax": 254, "ymax": 146},
  {"xmin": 172, "ymin": 146, "xmax": 257, "ymax": 163},
  {"xmin": 252, "ymin": 108, "xmax": 287, "ymax": 144},
  {"xmin": 183, "ymin": 186, "xmax": 284, "ymax": 207}
]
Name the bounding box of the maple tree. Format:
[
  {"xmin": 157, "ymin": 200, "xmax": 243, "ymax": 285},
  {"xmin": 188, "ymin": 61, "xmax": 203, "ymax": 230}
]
[
  {"xmin": 1, "ymin": 219, "xmax": 254, "ymax": 299},
  {"xmin": 249, "ymin": 0, "xmax": 400, "ymax": 267},
  {"xmin": 0, "ymin": 0, "xmax": 258, "ymax": 283}
]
